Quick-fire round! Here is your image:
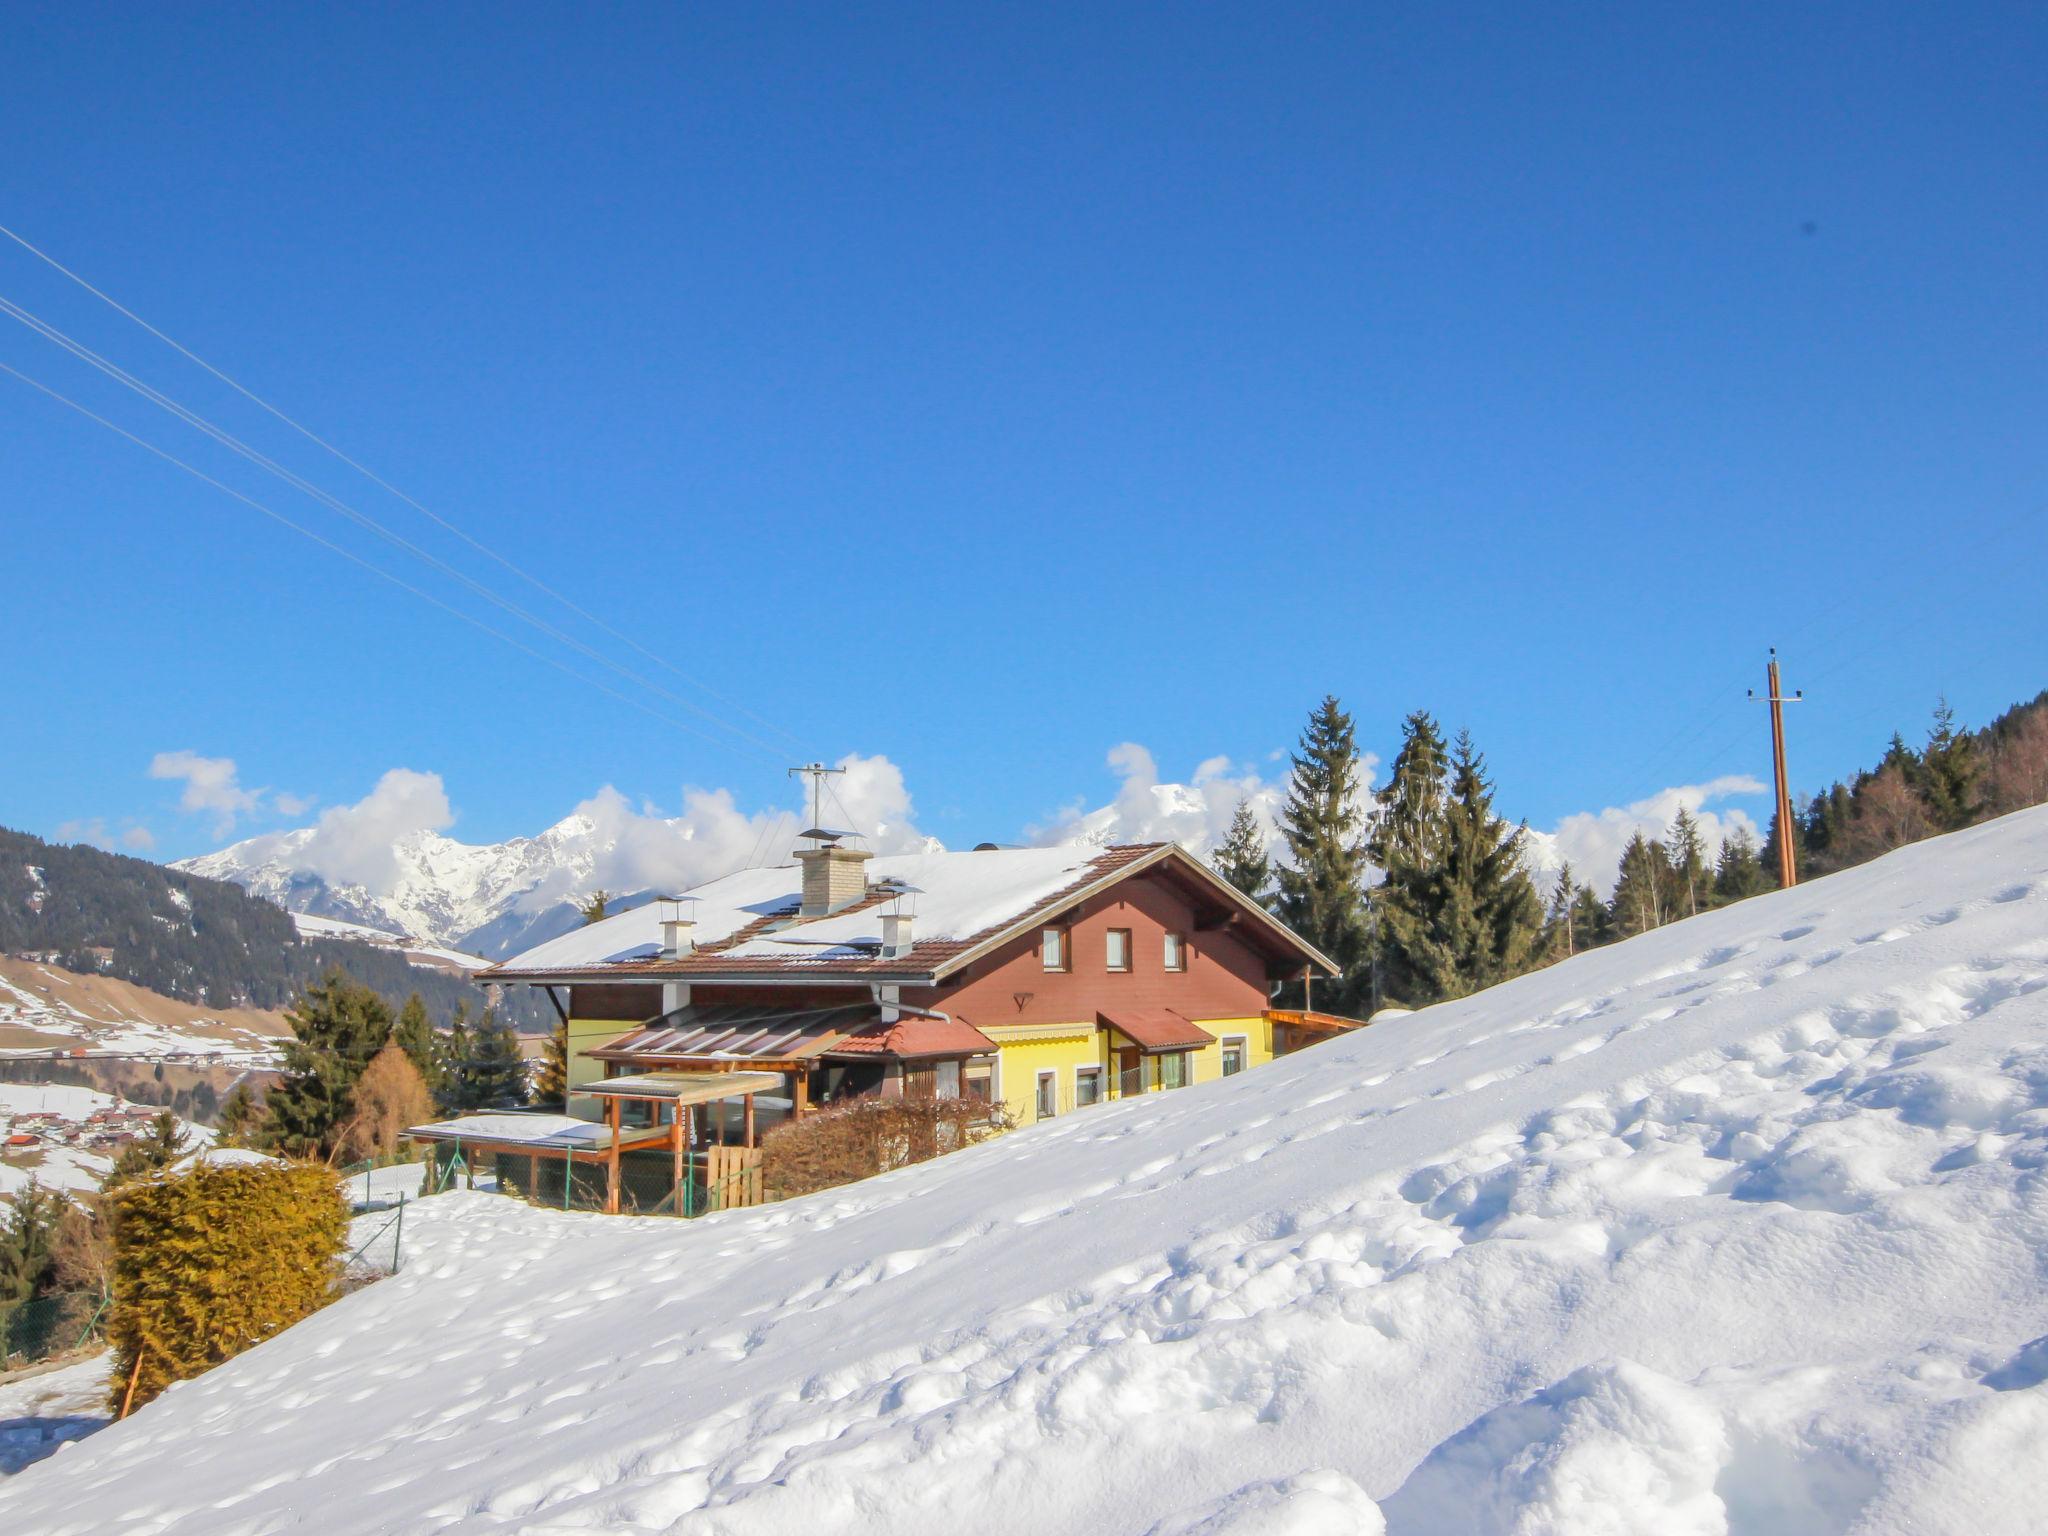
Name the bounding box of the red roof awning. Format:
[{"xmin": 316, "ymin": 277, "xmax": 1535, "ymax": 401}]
[
  {"xmin": 1097, "ymin": 1008, "xmax": 1213, "ymax": 1053},
  {"xmin": 826, "ymin": 1015, "xmax": 998, "ymax": 1060}
]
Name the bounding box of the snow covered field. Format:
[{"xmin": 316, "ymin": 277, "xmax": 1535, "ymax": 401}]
[{"xmin": 11, "ymin": 809, "xmax": 2048, "ymax": 1532}]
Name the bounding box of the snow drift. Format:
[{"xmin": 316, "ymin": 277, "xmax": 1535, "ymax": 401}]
[{"xmin": 13, "ymin": 809, "xmax": 2048, "ymax": 1534}]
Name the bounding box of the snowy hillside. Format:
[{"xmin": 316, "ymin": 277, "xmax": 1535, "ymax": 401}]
[
  {"xmin": 288, "ymin": 912, "xmax": 490, "ymax": 975},
  {"xmin": 20, "ymin": 809, "xmax": 2048, "ymax": 1532}
]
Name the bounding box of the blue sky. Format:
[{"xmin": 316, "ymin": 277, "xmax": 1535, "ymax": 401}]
[{"xmin": 4, "ymin": 4, "xmax": 2043, "ymax": 878}]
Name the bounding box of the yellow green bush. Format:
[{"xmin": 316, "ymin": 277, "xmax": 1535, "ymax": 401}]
[{"xmin": 106, "ymin": 1161, "xmax": 347, "ymax": 1415}]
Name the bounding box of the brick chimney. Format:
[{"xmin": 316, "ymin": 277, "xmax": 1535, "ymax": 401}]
[{"xmin": 796, "ymin": 836, "xmax": 873, "ymax": 917}]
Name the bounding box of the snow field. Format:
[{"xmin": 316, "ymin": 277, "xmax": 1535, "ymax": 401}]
[{"xmin": 10, "ymin": 810, "xmax": 2048, "ymax": 1532}]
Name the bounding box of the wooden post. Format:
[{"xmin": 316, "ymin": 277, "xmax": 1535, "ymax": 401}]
[
  {"xmin": 605, "ymin": 1096, "xmax": 622, "ymax": 1215},
  {"xmin": 792, "ymin": 1070, "xmax": 809, "ymax": 1123},
  {"xmin": 743, "ymin": 1092, "xmax": 756, "ymax": 1149},
  {"xmin": 671, "ymin": 1103, "xmax": 685, "ymax": 1213},
  {"xmin": 529, "ymin": 1152, "xmax": 539, "ymax": 1205}
]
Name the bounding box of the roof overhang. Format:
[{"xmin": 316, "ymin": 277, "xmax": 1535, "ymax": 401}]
[{"xmin": 578, "ymin": 1070, "xmax": 785, "ymax": 1104}]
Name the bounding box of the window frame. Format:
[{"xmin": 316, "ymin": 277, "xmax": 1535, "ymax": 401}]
[
  {"xmin": 1105, "ymin": 927, "xmax": 1133, "ymax": 973},
  {"xmin": 1074, "ymin": 1064, "xmax": 1103, "ymax": 1107},
  {"xmin": 1163, "ymin": 931, "xmax": 1187, "ymax": 972},
  {"xmin": 1035, "ymin": 1068, "xmax": 1059, "ymax": 1120},
  {"xmin": 1158, "ymin": 1050, "xmax": 1190, "ymax": 1090},
  {"xmin": 1040, "ymin": 926, "xmax": 1070, "ymax": 973},
  {"xmin": 1220, "ymin": 1035, "xmax": 1248, "ymax": 1076}
]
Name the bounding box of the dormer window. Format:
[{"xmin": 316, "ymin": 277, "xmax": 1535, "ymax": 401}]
[
  {"xmin": 1163, "ymin": 932, "xmax": 1186, "ymax": 972},
  {"xmin": 1041, "ymin": 926, "xmax": 1070, "ymax": 972},
  {"xmin": 1106, "ymin": 928, "xmax": 1132, "ymax": 972}
]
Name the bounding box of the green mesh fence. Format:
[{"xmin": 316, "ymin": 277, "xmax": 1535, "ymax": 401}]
[{"xmin": 0, "ymin": 1290, "xmax": 109, "ymax": 1367}]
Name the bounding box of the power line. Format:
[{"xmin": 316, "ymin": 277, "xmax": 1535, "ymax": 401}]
[
  {"xmin": 0, "ymin": 218, "xmax": 807, "ymax": 755},
  {"xmin": 0, "ymin": 290, "xmax": 789, "ymax": 765},
  {"xmin": 0, "ymin": 359, "xmax": 781, "ymax": 753}
]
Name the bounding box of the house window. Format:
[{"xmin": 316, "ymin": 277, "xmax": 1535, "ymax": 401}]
[
  {"xmin": 1163, "ymin": 932, "xmax": 1186, "ymax": 972},
  {"xmin": 1221, "ymin": 1037, "xmax": 1247, "ymax": 1076},
  {"xmin": 934, "ymin": 1059, "xmax": 961, "ymax": 1099},
  {"xmin": 1036, "ymin": 1070, "xmax": 1059, "ymax": 1120},
  {"xmin": 1158, "ymin": 1051, "xmax": 1190, "ymax": 1090},
  {"xmin": 1075, "ymin": 1066, "xmax": 1103, "ymax": 1107},
  {"xmin": 963, "ymin": 1055, "xmax": 997, "ymax": 1103},
  {"xmin": 1041, "ymin": 926, "xmax": 1069, "ymax": 972},
  {"xmin": 1106, "ymin": 928, "xmax": 1132, "ymax": 972}
]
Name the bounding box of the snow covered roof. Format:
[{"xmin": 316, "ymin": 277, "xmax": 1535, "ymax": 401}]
[{"xmin": 481, "ymin": 842, "xmax": 1334, "ymax": 983}]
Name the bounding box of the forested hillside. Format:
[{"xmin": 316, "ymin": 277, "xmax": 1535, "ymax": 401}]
[{"xmin": 0, "ymin": 826, "xmax": 538, "ymax": 1025}]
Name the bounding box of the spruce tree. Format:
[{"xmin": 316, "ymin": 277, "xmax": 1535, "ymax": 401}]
[
  {"xmin": 1569, "ymin": 881, "xmax": 1610, "ymax": 952},
  {"xmin": 469, "ymin": 1010, "xmax": 531, "ymax": 1109},
  {"xmin": 579, "ymin": 890, "xmax": 612, "ymax": 925},
  {"xmin": 1387, "ymin": 731, "xmax": 1543, "ymax": 1001},
  {"xmin": 1272, "ymin": 697, "xmax": 1372, "ymax": 1013},
  {"xmin": 392, "ymin": 993, "xmax": 439, "ymax": 1093},
  {"xmin": 1921, "ymin": 697, "xmax": 1981, "ymax": 831},
  {"xmin": 105, "ymin": 1111, "xmax": 189, "ymax": 1188},
  {"xmin": 0, "ymin": 1178, "xmax": 62, "ymax": 1302},
  {"xmin": 213, "ymin": 1083, "xmax": 263, "ymax": 1148},
  {"xmin": 434, "ymin": 1004, "xmax": 473, "ymax": 1114},
  {"xmin": 1545, "ymin": 863, "xmax": 1586, "ymax": 959},
  {"xmin": 1609, "ymin": 833, "xmax": 1668, "ymax": 938},
  {"xmin": 1667, "ymin": 807, "xmax": 1709, "ymax": 918},
  {"xmin": 263, "ymin": 970, "xmax": 393, "ymax": 1158},
  {"xmin": 1210, "ymin": 797, "xmax": 1273, "ymax": 901},
  {"xmin": 534, "ymin": 1018, "xmax": 570, "ymax": 1108},
  {"xmin": 1369, "ymin": 710, "xmax": 1452, "ymax": 1008},
  {"xmin": 1712, "ymin": 825, "xmax": 1768, "ymax": 904}
]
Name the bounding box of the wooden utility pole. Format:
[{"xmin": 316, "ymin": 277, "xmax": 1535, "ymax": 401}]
[{"xmin": 1750, "ymin": 650, "xmax": 1803, "ymax": 888}]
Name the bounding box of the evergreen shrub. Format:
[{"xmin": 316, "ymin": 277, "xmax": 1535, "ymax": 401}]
[{"xmin": 106, "ymin": 1162, "xmax": 347, "ymax": 1414}]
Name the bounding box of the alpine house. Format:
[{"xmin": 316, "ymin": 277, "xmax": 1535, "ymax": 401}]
[{"xmin": 450, "ymin": 831, "xmax": 1354, "ymax": 1211}]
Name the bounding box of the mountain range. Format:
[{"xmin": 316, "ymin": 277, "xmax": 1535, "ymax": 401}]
[{"xmin": 174, "ymin": 811, "xmax": 668, "ymax": 960}]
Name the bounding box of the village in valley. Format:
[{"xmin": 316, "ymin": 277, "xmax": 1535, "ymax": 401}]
[{"xmin": 5, "ymin": 8, "xmax": 2047, "ymax": 1534}]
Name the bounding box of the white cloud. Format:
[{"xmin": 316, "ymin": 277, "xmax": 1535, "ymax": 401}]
[
  {"xmin": 1529, "ymin": 775, "xmax": 1767, "ymax": 898},
  {"xmin": 121, "ymin": 825, "xmax": 157, "ymax": 852},
  {"xmin": 297, "ymin": 768, "xmax": 455, "ymax": 891},
  {"xmin": 150, "ymin": 750, "xmax": 263, "ymax": 835},
  {"xmin": 1026, "ymin": 743, "xmax": 1370, "ymax": 861},
  {"xmin": 273, "ymin": 792, "xmax": 317, "ymax": 817}
]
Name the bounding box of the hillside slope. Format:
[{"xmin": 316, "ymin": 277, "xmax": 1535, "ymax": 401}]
[
  {"xmin": 0, "ymin": 955, "xmax": 288, "ymax": 1058},
  {"xmin": 13, "ymin": 810, "xmax": 2048, "ymax": 1533}
]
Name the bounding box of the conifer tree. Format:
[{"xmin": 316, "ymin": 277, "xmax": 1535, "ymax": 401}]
[
  {"xmin": 1544, "ymin": 864, "xmax": 1584, "ymax": 959},
  {"xmin": 434, "ymin": 1003, "xmax": 473, "ymax": 1114},
  {"xmin": 1387, "ymin": 731, "xmax": 1543, "ymax": 1001},
  {"xmin": 213, "ymin": 1083, "xmax": 263, "ymax": 1148},
  {"xmin": 1921, "ymin": 697, "xmax": 1981, "ymax": 831},
  {"xmin": 0, "ymin": 1178, "xmax": 62, "ymax": 1302},
  {"xmin": 1667, "ymin": 807, "xmax": 1709, "ymax": 918},
  {"xmin": 1569, "ymin": 881, "xmax": 1610, "ymax": 952},
  {"xmin": 1609, "ymin": 832, "xmax": 1668, "ymax": 938},
  {"xmin": 392, "ymin": 993, "xmax": 438, "ymax": 1090},
  {"xmin": 469, "ymin": 1010, "xmax": 531, "ymax": 1109},
  {"xmin": 1272, "ymin": 697, "xmax": 1372, "ymax": 1012},
  {"xmin": 579, "ymin": 890, "xmax": 612, "ymax": 925},
  {"xmin": 1210, "ymin": 797, "xmax": 1273, "ymax": 901},
  {"xmin": 337, "ymin": 1044, "xmax": 437, "ymax": 1162},
  {"xmin": 1712, "ymin": 825, "xmax": 1768, "ymax": 904},
  {"xmin": 105, "ymin": 1111, "xmax": 189, "ymax": 1188},
  {"xmin": 263, "ymin": 970, "xmax": 393, "ymax": 1159},
  {"xmin": 535, "ymin": 1017, "xmax": 570, "ymax": 1108},
  {"xmin": 1369, "ymin": 710, "xmax": 1452, "ymax": 1007}
]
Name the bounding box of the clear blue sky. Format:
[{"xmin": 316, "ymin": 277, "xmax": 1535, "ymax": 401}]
[{"xmin": 4, "ymin": 3, "xmax": 2043, "ymax": 862}]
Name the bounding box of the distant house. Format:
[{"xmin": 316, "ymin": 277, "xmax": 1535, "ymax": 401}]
[{"xmin": 453, "ymin": 834, "xmax": 1358, "ymax": 1213}]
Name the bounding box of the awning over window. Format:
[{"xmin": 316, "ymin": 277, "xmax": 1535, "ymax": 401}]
[{"xmin": 1097, "ymin": 1008, "xmax": 1214, "ymax": 1054}]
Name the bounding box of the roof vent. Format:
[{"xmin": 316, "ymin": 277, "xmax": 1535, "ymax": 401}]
[
  {"xmin": 880, "ymin": 910, "xmax": 914, "ymax": 959},
  {"xmin": 658, "ymin": 897, "xmax": 696, "ymax": 958}
]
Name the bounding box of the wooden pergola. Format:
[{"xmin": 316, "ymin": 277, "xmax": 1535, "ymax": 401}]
[{"xmin": 408, "ymin": 1067, "xmax": 780, "ymax": 1216}]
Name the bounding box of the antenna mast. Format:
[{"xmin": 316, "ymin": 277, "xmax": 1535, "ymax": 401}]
[{"xmin": 788, "ymin": 762, "xmax": 846, "ymax": 836}]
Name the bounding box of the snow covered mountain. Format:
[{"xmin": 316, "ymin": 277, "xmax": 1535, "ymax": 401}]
[
  {"xmin": 34, "ymin": 806, "xmax": 2048, "ymax": 1531},
  {"xmin": 173, "ymin": 811, "xmax": 641, "ymax": 960}
]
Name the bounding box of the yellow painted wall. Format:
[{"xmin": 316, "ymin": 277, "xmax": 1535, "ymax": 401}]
[
  {"xmin": 566, "ymin": 1018, "xmax": 639, "ymax": 1119},
  {"xmin": 981, "ymin": 1024, "xmax": 1104, "ymax": 1125},
  {"xmin": 1187, "ymin": 1014, "xmax": 1273, "ymax": 1084}
]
